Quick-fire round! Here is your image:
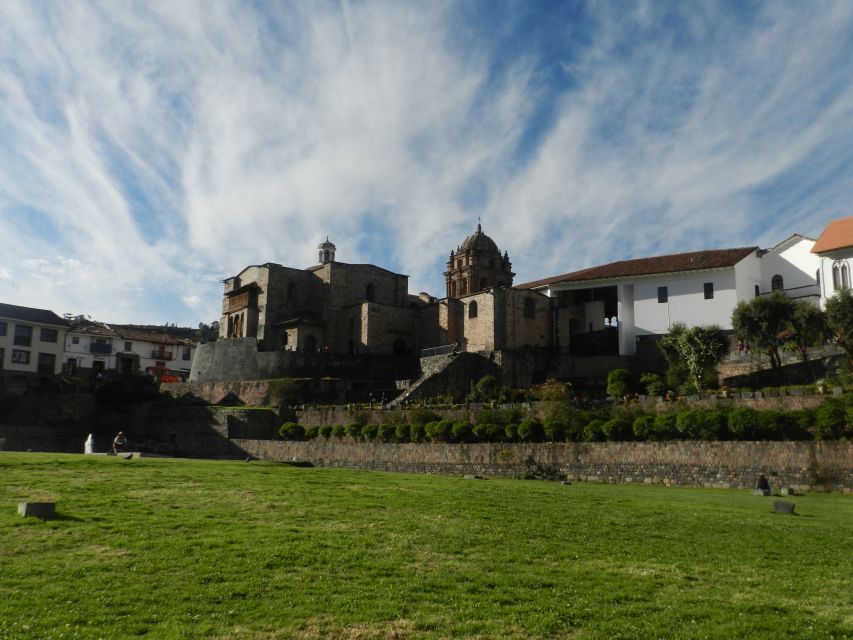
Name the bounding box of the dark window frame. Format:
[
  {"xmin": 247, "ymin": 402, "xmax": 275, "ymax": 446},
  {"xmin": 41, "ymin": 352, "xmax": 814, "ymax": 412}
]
[
  {"xmin": 469, "ymin": 301, "xmax": 478, "ymax": 318},
  {"xmin": 703, "ymin": 282, "xmax": 714, "ymax": 300},
  {"xmin": 657, "ymin": 286, "xmax": 668, "ymax": 303},
  {"xmin": 40, "ymin": 328, "xmax": 58, "ymax": 343},
  {"xmin": 14, "ymin": 325, "xmax": 32, "ymax": 347},
  {"xmin": 11, "ymin": 349, "xmax": 30, "ymax": 364}
]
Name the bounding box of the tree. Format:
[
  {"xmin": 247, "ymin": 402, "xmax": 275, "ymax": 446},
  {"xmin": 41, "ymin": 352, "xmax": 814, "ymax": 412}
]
[
  {"xmin": 731, "ymin": 292, "xmax": 794, "ymax": 369},
  {"xmin": 789, "ymin": 300, "xmax": 830, "ymax": 362},
  {"xmin": 825, "ymin": 288, "xmax": 853, "ymax": 367},
  {"xmin": 197, "ymin": 321, "xmax": 220, "ymax": 343},
  {"xmin": 606, "ymin": 369, "xmax": 632, "ymax": 398},
  {"xmin": 658, "ymin": 322, "xmax": 689, "ymax": 391},
  {"xmin": 661, "ymin": 325, "xmax": 728, "ymax": 393}
]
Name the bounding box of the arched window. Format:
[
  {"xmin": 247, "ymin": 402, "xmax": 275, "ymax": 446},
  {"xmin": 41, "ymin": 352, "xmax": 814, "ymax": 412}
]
[
  {"xmin": 771, "ymin": 274, "xmax": 784, "ymax": 291},
  {"xmin": 524, "ymin": 298, "xmax": 536, "ymax": 319},
  {"xmin": 461, "ymin": 280, "xmax": 468, "ymax": 295},
  {"xmin": 469, "ymin": 301, "xmax": 478, "ymax": 318},
  {"xmin": 833, "ymin": 261, "xmax": 849, "ymax": 290},
  {"xmin": 287, "ymin": 282, "xmax": 296, "ymax": 302},
  {"xmin": 365, "ymin": 283, "xmax": 375, "ymax": 301}
]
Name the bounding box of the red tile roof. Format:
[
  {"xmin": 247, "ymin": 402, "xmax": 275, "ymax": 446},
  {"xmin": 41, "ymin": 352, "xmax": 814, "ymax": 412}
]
[
  {"xmin": 812, "ymin": 216, "xmax": 853, "ymax": 254},
  {"xmin": 519, "ymin": 246, "xmax": 758, "ymax": 289}
]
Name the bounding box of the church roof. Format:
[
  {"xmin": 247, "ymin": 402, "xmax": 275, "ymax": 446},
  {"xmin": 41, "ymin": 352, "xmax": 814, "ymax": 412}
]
[
  {"xmin": 519, "ymin": 246, "xmax": 758, "ymax": 289},
  {"xmin": 812, "ymin": 216, "xmax": 853, "ymax": 254},
  {"xmin": 458, "ymin": 224, "xmax": 500, "ymax": 254}
]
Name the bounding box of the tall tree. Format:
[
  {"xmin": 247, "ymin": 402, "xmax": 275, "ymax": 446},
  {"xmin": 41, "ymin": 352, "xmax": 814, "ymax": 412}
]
[
  {"xmin": 789, "ymin": 300, "xmax": 830, "ymax": 362},
  {"xmin": 677, "ymin": 326, "xmax": 729, "ymax": 392},
  {"xmin": 731, "ymin": 292, "xmax": 794, "ymax": 369},
  {"xmin": 825, "ymin": 288, "xmax": 853, "ymax": 367}
]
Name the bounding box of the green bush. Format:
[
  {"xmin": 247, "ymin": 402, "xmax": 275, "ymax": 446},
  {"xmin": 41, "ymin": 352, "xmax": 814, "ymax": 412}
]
[
  {"xmin": 377, "ymin": 423, "xmax": 397, "ymax": 442},
  {"xmin": 601, "ymin": 417, "xmax": 632, "ymax": 441},
  {"xmin": 504, "ymin": 423, "xmax": 519, "ymax": 442},
  {"xmin": 345, "ymin": 422, "xmax": 363, "ymax": 439},
  {"xmin": 278, "ymin": 422, "xmax": 304, "ymax": 440},
  {"xmin": 409, "ymin": 423, "xmax": 425, "ymax": 442},
  {"xmin": 425, "ymin": 419, "xmax": 453, "ymax": 442},
  {"xmin": 517, "ymin": 418, "xmax": 544, "ymax": 442},
  {"xmin": 451, "ymin": 421, "xmax": 474, "ymax": 443},
  {"xmin": 607, "ymin": 369, "xmax": 632, "ymax": 398},
  {"xmin": 395, "ymin": 423, "xmax": 411, "ymax": 442},
  {"xmin": 632, "ymin": 415, "xmax": 656, "ymax": 441},
  {"xmin": 814, "ymin": 400, "xmax": 845, "ymax": 440},
  {"xmin": 304, "ymin": 425, "xmax": 319, "ymax": 439},
  {"xmin": 410, "ymin": 407, "xmax": 440, "ymax": 429},
  {"xmin": 332, "ymin": 424, "xmax": 347, "ymax": 438},
  {"xmin": 318, "ymin": 425, "xmax": 334, "ymax": 438},
  {"xmin": 728, "ymin": 407, "xmax": 761, "ymax": 440},
  {"xmin": 542, "ymin": 420, "xmax": 566, "ymax": 442},
  {"xmin": 676, "ymin": 410, "xmax": 726, "ymax": 440},
  {"xmin": 361, "ymin": 423, "xmax": 378, "ymax": 440},
  {"xmin": 472, "ymin": 423, "xmax": 503, "ymax": 442},
  {"xmin": 583, "ymin": 419, "xmax": 605, "ymax": 442},
  {"xmin": 638, "ymin": 373, "xmax": 665, "ymax": 397},
  {"xmin": 652, "ymin": 413, "xmax": 678, "ymax": 440}
]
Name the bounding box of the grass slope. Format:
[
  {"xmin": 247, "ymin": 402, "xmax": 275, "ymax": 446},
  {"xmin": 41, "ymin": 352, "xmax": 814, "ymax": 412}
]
[{"xmin": 0, "ymin": 452, "xmax": 850, "ymax": 639}]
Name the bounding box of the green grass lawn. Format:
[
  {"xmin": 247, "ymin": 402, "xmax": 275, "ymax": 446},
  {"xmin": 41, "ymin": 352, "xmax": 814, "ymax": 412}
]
[{"xmin": 0, "ymin": 453, "xmax": 850, "ymax": 639}]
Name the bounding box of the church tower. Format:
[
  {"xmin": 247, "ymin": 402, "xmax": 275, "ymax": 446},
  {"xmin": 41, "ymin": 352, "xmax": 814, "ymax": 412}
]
[
  {"xmin": 445, "ymin": 224, "xmax": 514, "ymax": 298},
  {"xmin": 318, "ymin": 238, "xmax": 336, "ymax": 264}
]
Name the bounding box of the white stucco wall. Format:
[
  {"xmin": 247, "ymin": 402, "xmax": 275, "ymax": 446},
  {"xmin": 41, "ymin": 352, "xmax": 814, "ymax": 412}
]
[
  {"xmin": 0, "ymin": 320, "xmax": 67, "ymax": 375},
  {"xmin": 760, "ymin": 237, "xmax": 819, "ymax": 293},
  {"xmin": 816, "ymin": 248, "xmax": 853, "ymax": 308}
]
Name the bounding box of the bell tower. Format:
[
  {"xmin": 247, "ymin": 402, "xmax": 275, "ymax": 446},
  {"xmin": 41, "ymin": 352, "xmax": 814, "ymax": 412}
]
[
  {"xmin": 318, "ymin": 237, "xmax": 336, "ymax": 264},
  {"xmin": 444, "ymin": 224, "xmax": 514, "ymax": 298}
]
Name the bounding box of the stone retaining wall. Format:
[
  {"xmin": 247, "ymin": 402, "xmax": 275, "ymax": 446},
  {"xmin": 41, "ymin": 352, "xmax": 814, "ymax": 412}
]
[{"xmin": 232, "ymin": 439, "xmax": 853, "ymax": 493}]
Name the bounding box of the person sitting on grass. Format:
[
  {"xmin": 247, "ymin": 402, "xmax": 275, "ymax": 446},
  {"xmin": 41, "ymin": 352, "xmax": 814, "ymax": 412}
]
[{"xmin": 111, "ymin": 431, "xmax": 127, "ymax": 455}]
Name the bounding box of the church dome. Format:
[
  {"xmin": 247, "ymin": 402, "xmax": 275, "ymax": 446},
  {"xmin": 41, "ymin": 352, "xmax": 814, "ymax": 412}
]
[{"xmin": 459, "ymin": 224, "xmax": 499, "ymax": 254}]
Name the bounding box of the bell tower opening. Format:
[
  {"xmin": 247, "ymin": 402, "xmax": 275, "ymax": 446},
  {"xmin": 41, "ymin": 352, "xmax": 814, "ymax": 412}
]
[{"xmin": 318, "ymin": 237, "xmax": 336, "ymax": 264}]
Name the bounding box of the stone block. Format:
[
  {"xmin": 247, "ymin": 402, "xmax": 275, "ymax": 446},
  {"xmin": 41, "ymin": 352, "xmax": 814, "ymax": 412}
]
[
  {"xmin": 780, "ymin": 486, "xmax": 794, "ymax": 496},
  {"xmin": 773, "ymin": 500, "xmax": 795, "ymax": 515},
  {"xmin": 18, "ymin": 502, "xmax": 56, "ymax": 519},
  {"xmin": 832, "ymin": 387, "xmax": 843, "ymax": 396},
  {"xmin": 751, "ymin": 489, "xmax": 770, "ymax": 496}
]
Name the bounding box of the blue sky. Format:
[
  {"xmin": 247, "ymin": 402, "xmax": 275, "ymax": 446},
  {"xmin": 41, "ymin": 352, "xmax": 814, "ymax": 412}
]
[{"xmin": 1, "ymin": 1, "xmax": 851, "ymax": 325}]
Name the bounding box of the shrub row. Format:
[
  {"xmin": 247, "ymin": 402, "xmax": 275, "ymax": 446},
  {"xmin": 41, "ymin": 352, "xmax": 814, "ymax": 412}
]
[{"xmin": 278, "ymin": 400, "xmax": 851, "ymax": 442}]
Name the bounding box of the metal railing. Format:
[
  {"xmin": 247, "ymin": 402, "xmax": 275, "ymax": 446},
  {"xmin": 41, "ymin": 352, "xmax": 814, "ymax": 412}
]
[
  {"xmin": 151, "ymin": 350, "xmax": 174, "ymax": 360},
  {"xmin": 420, "ymin": 343, "xmax": 458, "ymax": 358},
  {"xmin": 90, "ymin": 343, "xmax": 112, "ymax": 354},
  {"xmin": 758, "ymin": 284, "xmax": 820, "ymax": 299}
]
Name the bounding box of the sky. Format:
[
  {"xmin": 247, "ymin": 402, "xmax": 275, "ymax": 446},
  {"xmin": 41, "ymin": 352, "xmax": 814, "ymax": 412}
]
[{"xmin": 1, "ymin": 1, "xmax": 852, "ymax": 326}]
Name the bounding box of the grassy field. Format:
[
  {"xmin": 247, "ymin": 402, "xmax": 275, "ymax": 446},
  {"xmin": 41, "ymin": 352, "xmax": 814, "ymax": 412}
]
[{"xmin": 0, "ymin": 453, "xmax": 850, "ymax": 640}]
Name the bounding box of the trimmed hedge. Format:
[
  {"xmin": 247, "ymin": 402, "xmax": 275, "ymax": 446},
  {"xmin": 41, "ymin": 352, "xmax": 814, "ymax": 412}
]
[{"xmin": 281, "ymin": 400, "xmax": 844, "ymax": 443}]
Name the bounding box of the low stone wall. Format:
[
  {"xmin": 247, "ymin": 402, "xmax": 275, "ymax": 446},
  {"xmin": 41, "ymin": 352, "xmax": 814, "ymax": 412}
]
[{"xmin": 232, "ymin": 439, "xmax": 853, "ymax": 493}]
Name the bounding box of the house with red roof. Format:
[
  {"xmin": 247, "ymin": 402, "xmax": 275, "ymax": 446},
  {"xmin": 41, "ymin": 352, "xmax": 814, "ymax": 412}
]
[
  {"xmin": 520, "ymin": 234, "xmax": 819, "ymax": 357},
  {"xmin": 812, "ymin": 216, "xmax": 853, "ymax": 307}
]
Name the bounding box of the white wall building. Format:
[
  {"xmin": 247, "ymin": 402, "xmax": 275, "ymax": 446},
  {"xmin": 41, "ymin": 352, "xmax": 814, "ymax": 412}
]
[
  {"xmin": 812, "ymin": 216, "xmax": 853, "ymax": 308},
  {"xmin": 64, "ymin": 321, "xmax": 197, "ymax": 380},
  {"xmin": 521, "ymin": 236, "xmax": 820, "ymax": 356},
  {"xmin": 0, "ymin": 303, "xmax": 69, "ymax": 376}
]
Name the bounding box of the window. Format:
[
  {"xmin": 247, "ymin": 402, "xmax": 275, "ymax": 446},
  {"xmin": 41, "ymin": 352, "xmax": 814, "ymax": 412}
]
[
  {"xmin": 72, "ymin": 336, "xmax": 80, "ymax": 344},
  {"xmin": 524, "ymin": 298, "xmax": 536, "ymax": 319},
  {"xmin": 468, "ymin": 301, "xmax": 478, "ymax": 318},
  {"xmin": 754, "ymin": 284, "xmax": 760, "ymax": 297},
  {"xmin": 771, "ymin": 274, "xmax": 784, "ymax": 291},
  {"xmin": 125, "ymin": 341, "xmax": 132, "ymax": 351},
  {"xmin": 182, "ymin": 347, "xmax": 191, "ymax": 361},
  {"xmin": 0, "ymin": 347, "xmax": 4, "ymax": 369},
  {"xmin": 461, "ymin": 280, "xmax": 468, "ymax": 295},
  {"xmin": 11, "ymin": 349, "xmax": 30, "ymax": 364},
  {"xmin": 14, "ymin": 325, "xmax": 32, "ymax": 347},
  {"xmin": 40, "ymin": 328, "xmax": 58, "ymax": 343},
  {"xmin": 833, "ymin": 261, "xmax": 849, "ymax": 290},
  {"xmin": 0, "ymin": 321, "xmax": 6, "ymax": 336},
  {"xmin": 657, "ymin": 286, "xmax": 668, "ymax": 303},
  {"xmin": 704, "ymin": 282, "xmax": 714, "ymax": 300},
  {"xmin": 37, "ymin": 353, "xmax": 55, "ymax": 374}
]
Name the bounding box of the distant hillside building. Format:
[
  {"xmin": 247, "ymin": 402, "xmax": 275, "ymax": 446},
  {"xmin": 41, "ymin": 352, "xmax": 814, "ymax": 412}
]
[{"xmin": 0, "ymin": 303, "xmax": 69, "ymax": 377}]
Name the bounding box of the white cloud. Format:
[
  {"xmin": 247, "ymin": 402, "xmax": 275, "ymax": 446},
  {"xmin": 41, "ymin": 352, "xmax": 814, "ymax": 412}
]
[{"xmin": 0, "ymin": 1, "xmax": 851, "ymax": 321}]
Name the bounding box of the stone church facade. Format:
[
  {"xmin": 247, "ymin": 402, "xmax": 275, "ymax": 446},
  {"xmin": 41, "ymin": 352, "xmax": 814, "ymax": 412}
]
[{"xmin": 220, "ymin": 226, "xmax": 568, "ymax": 356}]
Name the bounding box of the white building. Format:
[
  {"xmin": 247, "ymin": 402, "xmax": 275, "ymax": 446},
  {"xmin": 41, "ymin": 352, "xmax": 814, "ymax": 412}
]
[
  {"xmin": 812, "ymin": 216, "xmax": 853, "ymax": 308},
  {"xmin": 0, "ymin": 303, "xmax": 69, "ymax": 376},
  {"xmin": 521, "ymin": 237, "xmax": 820, "ymax": 356},
  {"xmin": 64, "ymin": 321, "xmax": 197, "ymax": 380}
]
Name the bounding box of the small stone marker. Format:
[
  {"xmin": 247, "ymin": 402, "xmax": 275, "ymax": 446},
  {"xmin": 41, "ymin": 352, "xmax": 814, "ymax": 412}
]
[
  {"xmin": 18, "ymin": 502, "xmax": 56, "ymax": 519},
  {"xmin": 773, "ymin": 500, "xmax": 795, "ymax": 515},
  {"xmin": 561, "ymin": 480, "xmax": 572, "ymax": 486},
  {"xmin": 463, "ymin": 474, "xmax": 484, "ymax": 480},
  {"xmin": 780, "ymin": 486, "xmax": 794, "ymax": 496},
  {"xmin": 751, "ymin": 489, "xmax": 770, "ymax": 496}
]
